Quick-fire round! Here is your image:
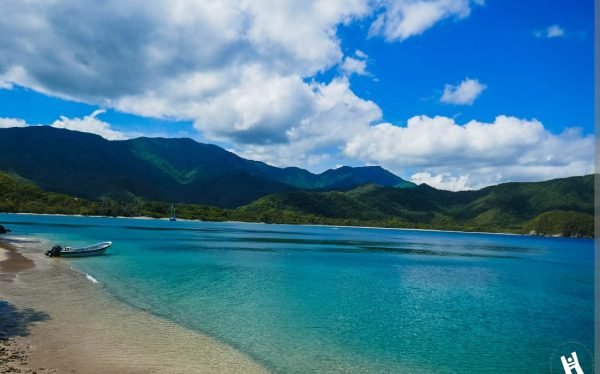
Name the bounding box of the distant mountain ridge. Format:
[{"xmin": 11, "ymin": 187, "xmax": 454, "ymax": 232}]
[
  {"xmin": 0, "ymin": 172, "xmax": 593, "ymax": 237},
  {"xmin": 0, "ymin": 126, "xmax": 414, "ymax": 207},
  {"xmin": 237, "ymin": 175, "xmax": 594, "ymax": 236}
]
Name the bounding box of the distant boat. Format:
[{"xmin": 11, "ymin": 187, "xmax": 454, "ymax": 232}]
[
  {"xmin": 45, "ymin": 241, "xmax": 112, "ymax": 257},
  {"xmin": 169, "ymin": 204, "xmax": 177, "ymax": 222}
]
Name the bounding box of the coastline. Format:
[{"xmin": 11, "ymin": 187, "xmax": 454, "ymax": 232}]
[
  {"xmin": 3, "ymin": 212, "xmax": 582, "ymax": 239},
  {"xmin": 0, "ymin": 236, "xmax": 268, "ymax": 373}
]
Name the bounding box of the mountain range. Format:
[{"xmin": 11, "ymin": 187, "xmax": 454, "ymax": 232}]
[
  {"xmin": 237, "ymin": 175, "xmax": 594, "ymax": 236},
  {"xmin": 0, "ymin": 127, "xmax": 594, "ymax": 237},
  {"xmin": 0, "ymin": 126, "xmax": 414, "ymax": 208}
]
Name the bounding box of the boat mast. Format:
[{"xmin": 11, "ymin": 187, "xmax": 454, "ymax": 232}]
[{"xmin": 170, "ymin": 203, "xmax": 176, "ymax": 219}]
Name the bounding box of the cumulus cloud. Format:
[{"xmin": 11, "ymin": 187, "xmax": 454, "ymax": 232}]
[
  {"xmin": 440, "ymin": 78, "xmax": 486, "ymax": 105},
  {"xmin": 340, "ymin": 57, "xmax": 367, "ymax": 76},
  {"xmin": 0, "ymin": 0, "xmax": 477, "ymax": 149},
  {"xmin": 51, "ymin": 110, "xmax": 126, "ymax": 140},
  {"xmin": 232, "ymin": 77, "xmax": 382, "ymax": 168},
  {"xmin": 0, "ymin": 1, "xmax": 371, "ymax": 104},
  {"xmin": 535, "ymin": 24, "xmax": 566, "ymax": 39},
  {"xmin": 355, "ymin": 50, "xmax": 368, "ymax": 59},
  {"xmin": 191, "ymin": 67, "xmax": 320, "ymax": 145},
  {"xmin": 369, "ymin": 0, "xmax": 484, "ymax": 41},
  {"xmin": 0, "ymin": 80, "xmax": 12, "ymax": 90},
  {"xmin": 411, "ymin": 172, "xmax": 470, "ymax": 191},
  {"xmin": 344, "ymin": 115, "xmax": 594, "ymax": 190},
  {"xmin": 340, "ymin": 51, "xmax": 369, "ymax": 76},
  {"xmin": 0, "ymin": 117, "xmax": 27, "ymax": 128},
  {"xmin": 0, "ymin": 0, "xmax": 591, "ymax": 190},
  {"xmin": 0, "ymin": 111, "xmax": 126, "ymax": 140}
]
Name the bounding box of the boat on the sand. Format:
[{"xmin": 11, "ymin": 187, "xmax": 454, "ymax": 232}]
[{"xmin": 45, "ymin": 241, "xmax": 112, "ymax": 257}]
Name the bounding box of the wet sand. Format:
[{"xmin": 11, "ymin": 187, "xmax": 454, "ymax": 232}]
[
  {"xmin": 0, "ymin": 237, "xmax": 268, "ymax": 373},
  {"xmin": 0, "ymin": 240, "xmax": 34, "ymax": 282}
]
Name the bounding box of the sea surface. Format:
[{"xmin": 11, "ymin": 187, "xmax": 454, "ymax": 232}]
[{"xmin": 1, "ymin": 214, "xmax": 594, "ymax": 373}]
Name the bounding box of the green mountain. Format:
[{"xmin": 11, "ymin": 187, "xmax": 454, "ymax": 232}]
[
  {"xmin": 0, "ymin": 127, "xmax": 413, "ymax": 207},
  {"xmin": 0, "ymin": 171, "xmax": 593, "ymax": 237},
  {"xmin": 236, "ymin": 175, "xmax": 594, "ymax": 237}
]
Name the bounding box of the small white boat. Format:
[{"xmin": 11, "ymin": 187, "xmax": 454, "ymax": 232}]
[{"xmin": 45, "ymin": 241, "xmax": 112, "ymax": 257}]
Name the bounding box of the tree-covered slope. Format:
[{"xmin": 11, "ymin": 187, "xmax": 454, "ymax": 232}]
[
  {"xmin": 238, "ymin": 175, "xmax": 594, "ymax": 236},
  {"xmin": 0, "ymin": 171, "xmax": 594, "ymax": 237},
  {"xmin": 524, "ymin": 210, "xmax": 593, "ymax": 238},
  {"xmin": 0, "ymin": 127, "xmax": 413, "ymax": 207}
]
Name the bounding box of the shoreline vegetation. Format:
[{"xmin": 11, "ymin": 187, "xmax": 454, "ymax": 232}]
[
  {"xmin": 0, "ymin": 237, "xmax": 268, "ymax": 374},
  {"xmin": 1, "ymin": 212, "xmax": 593, "ymax": 240},
  {"xmin": 0, "ymin": 172, "xmax": 594, "ymax": 238}
]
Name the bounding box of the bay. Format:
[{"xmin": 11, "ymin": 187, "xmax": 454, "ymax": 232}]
[{"xmin": 1, "ymin": 214, "xmax": 593, "ymax": 373}]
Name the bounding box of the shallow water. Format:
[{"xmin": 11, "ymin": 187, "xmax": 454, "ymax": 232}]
[{"xmin": 1, "ymin": 214, "xmax": 594, "ymax": 373}]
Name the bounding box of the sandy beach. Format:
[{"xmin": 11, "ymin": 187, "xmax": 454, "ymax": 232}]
[{"xmin": 0, "ymin": 236, "xmax": 268, "ymax": 374}]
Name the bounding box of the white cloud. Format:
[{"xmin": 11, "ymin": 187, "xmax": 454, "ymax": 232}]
[
  {"xmin": 0, "ymin": 0, "xmax": 371, "ymax": 104},
  {"xmin": 355, "ymin": 50, "xmax": 368, "ymax": 59},
  {"xmin": 535, "ymin": 24, "xmax": 566, "ymax": 39},
  {"xmin": 0, "ymin": 111, "xmax": 130, "ymax": 140},
  {"xmin": 411, "ymin": 172, "xmax": 469, "ymax": 190},
  {"xmin": 344, "ymin": 115, "xmax": 594, "ymax": 190},
  {"xmin": 51, "ymin": 110, "xmax": 126, "ymax": 140},
  {"xmin": 0, "ymin": 0, "xmax": 477, "ymax": 150},
  {"xmin": 0, "ymin": 0, "xmax": 590, "ymax": 190},
  {"xmin": 440, "ymin": 78, "xmax": 486, "ymax": 105},
  {"xmin": 232, "ymin": 77, "xmax": 382, "ymax": 168},
  {"xmin": 340, "ymin": 51, "xmax": 369, "ymax": 76},
  {"xmin": 0, "ymin": 117, "xmax": 27, "ymax": 128},
  {"xmin": 1, "ymin": 109, "xmax": 592, "ymax": 191},
  {"xmin": 340, "ymin": 57, "xmax": 367, "ymax": 76},
  {"xmin": 0, "ymin": 80, "xmax": 12, "ymax": 90},
  {"xmin": 369, "ymin": 0, "xmax": 483, "ymax": 41},
  {"xmin": 192, "ymin": 66, "xmax": 319, "ymax": 145}
]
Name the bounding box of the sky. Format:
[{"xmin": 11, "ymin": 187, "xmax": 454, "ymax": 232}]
[{"xmin": 0, "ymin": 0, "xmax": 594, "ymax": 190}]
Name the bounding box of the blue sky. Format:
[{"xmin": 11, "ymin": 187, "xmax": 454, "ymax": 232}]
[
  {"xmin": 339, "ymin": 0, "xmax": 593, "ymax": 132},
  {"xmin": 0, "ymin": 0, "xmax": 594, "ymax": 189}
]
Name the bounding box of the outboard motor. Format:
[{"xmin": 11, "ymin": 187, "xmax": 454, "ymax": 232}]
[{"xmin": 45, "ymin": 245, "xmax": 63, "ymax": 257}]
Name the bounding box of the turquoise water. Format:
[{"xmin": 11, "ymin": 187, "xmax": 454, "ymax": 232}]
[{"xmin": 1, "ymin": 214, "xmax": 594, "ymax": 373}]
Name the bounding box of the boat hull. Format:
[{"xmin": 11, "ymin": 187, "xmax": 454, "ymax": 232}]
[
  {"xmin": 58, "ymin": 241, "xmax": 112, "ymax": 257},
  {"xmin": 59, "ymin": 247, "xmax": 109, "ymax": 257}
]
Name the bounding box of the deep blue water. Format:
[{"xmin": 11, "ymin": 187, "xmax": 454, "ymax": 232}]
[{"xmin": 1, "ymin": 214, "xmax": 594, "ymax": 373}]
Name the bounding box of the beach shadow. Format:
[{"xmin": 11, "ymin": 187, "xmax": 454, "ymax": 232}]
[{"xmin": 0, "ymin": 300, "xmax": 50, "ymax": 338}]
